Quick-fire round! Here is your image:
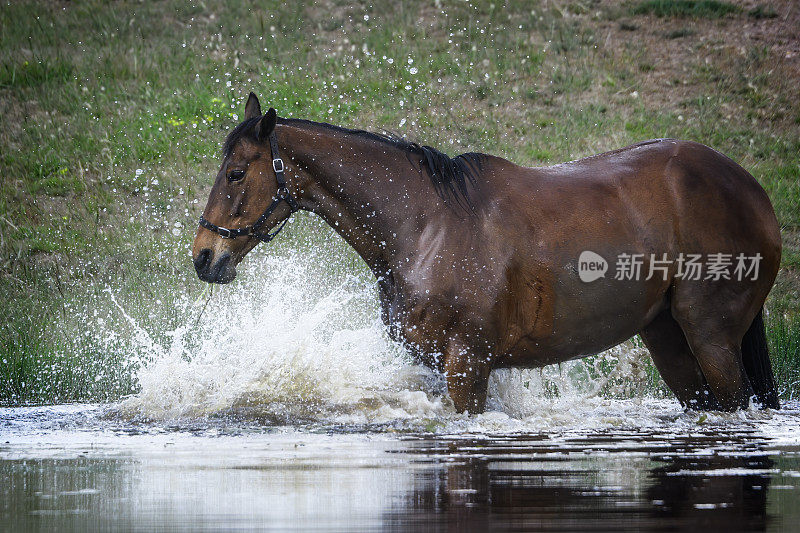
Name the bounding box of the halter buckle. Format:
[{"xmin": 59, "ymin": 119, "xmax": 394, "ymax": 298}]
[
  {"xmin": 272, "ymin": 158, "xmax": 285, "ymax": 173},
  {"xmin": 217, "ymin": 227, "xmax": 233, "ymax": 239}
]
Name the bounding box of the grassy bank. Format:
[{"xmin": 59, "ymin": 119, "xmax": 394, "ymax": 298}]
[{"xmin": 1, "ymin": 0, "xmax": 799, "ymax": 404}]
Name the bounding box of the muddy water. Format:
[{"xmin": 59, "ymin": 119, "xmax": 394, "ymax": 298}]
[{"xmin": 2, "ymin": 403, "xmax": 800, "ymax": 532}]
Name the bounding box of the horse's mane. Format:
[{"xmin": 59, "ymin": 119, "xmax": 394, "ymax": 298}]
[{"xmin": 224, "ymin": 116, "xmax": 485, "ymax": 212}]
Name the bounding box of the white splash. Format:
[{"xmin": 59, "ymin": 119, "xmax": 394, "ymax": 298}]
[
  {"xmin": 117, "ymin": 251, "xmax": 446, "ymax": 423},
  {"xmin": 111, "ymin": 242, "xmax": 669, "ymax": 430}
]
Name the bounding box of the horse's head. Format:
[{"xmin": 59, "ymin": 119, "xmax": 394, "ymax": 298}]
[{"xmin": 192, "ymin": 93, "xmax": 297, "ymax": 283}]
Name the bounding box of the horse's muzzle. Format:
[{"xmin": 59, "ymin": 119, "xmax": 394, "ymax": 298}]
[{"xmin": 194, "ymin": 249, "xmax": 236, "ymax": 284}]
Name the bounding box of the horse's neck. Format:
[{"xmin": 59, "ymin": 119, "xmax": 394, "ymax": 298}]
[{"xmin": 279, "ymin": 123, "xmax": 444, "ymax": 278}]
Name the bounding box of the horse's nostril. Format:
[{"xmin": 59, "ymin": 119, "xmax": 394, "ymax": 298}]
[{"xmin": 194, "ymin": 248, "xmax": 212, "ymax": 273}]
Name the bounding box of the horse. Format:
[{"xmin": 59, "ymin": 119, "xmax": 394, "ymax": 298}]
[{"xmin": 192, "ymin": 92, "xmax": 781, "ymax": 414}]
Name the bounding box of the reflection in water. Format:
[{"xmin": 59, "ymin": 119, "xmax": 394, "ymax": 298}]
[
  {"xmin": 386, "ymin": 434, "xmax": 783, "ymax": 532},
  {"xmin": 648, "ymin": 454, "xmax": 772, "ymax": 531},
  {"xmin": 1, "ymin": 407, "xmax": 799, "ymax": 531}
]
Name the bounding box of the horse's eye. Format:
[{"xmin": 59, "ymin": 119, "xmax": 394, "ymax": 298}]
[{"xmin": 228, "ymin": 169, "xmax": 245, "ymax": 182}]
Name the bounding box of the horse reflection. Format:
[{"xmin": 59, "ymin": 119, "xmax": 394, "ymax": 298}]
[{"xmin": 384, "ymin": 437, "xmax": 773, "ymax": 531}]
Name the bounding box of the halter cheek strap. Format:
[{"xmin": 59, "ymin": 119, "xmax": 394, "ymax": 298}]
[{"xmin": 198, "ymin": 130, "xmax": 299, "ymax": 243}]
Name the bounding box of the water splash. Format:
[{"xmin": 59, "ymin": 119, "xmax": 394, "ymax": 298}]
[
  {"xmin": 116, "ymin": 250, "xmax": 444, "ymax": 424},
  {"xmin": 105, "ymin": 238, "xmax": 669, "ymax": 430}
]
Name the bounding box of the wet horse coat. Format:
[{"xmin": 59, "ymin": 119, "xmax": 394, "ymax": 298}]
[{"xmin": 193, "ymin": 93, "xmax": 781, "ymax": 414}]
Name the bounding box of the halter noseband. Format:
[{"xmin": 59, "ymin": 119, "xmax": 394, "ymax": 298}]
[{"xmin": 198, "ymin": 130, "xmax": 299, "ymax": 243}]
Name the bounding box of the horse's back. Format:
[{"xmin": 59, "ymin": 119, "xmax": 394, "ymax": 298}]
[
  {"xmin": 481, "ymin": 138, "xmax": 779, "ymax": 249},
  {"xmin": 477, "ymin": 138, "xmax": 781, "ymax": 366}
]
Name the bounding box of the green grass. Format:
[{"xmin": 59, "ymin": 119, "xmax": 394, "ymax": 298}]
[
  {"xmin": 748, "ymin": 5, "xmax": 778, "ymax": 19},
  {"xmin": 665, "ymin": 27, "xmax": 695, "ymax": 39},
  {"xmin": 768, "ymin": 312, "xmax": 800, "ymax": 401},
  {"xmin": 631, "ymin": 0, "xmax": 741, "ymax": 18},
  {"xmin": 1, "ymin": 0, "xmax": 799, "ymax": 404},
  {"xmin": 0, "ymin": 57, "xmax": 74, "ymax": 88}
]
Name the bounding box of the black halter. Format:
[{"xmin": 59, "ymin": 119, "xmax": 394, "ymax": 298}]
[{"xmin": 198, "ymin": 130, "xmax": 299, "ymax": 243}]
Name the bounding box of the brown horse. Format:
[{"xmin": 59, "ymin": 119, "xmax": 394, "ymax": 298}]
[{"xmin": 193, "ymin": 92, "xmax": 781, "ymax": 414}]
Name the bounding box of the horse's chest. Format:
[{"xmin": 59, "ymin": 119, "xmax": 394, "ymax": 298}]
[
  {"xmin": 382, "ymin": 292, "xmax": 449, "ymax": 343},
  {"xmin": 378, "ymin": 284, "xmax": 457, "ymax": 367}
]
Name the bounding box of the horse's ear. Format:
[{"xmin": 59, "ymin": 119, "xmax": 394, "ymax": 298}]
[
  {"xmin": 258, "ymin": 107, "xmax": 277, "ymax": 142},
  {"xmin": 244, "ymin": 92, "xmax": 262, "ymax": 120}
]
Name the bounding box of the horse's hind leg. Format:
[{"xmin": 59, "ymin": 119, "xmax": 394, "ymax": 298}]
[
  {"xmin": 680, "ymin": 333, "xmax": 753, "ymax": 410},
  {"xmin": 640, "ymin": 309, "xmax": 720, "ymax": 410},
  {"xmin": 671, "ymin": 296, "xmax": 756, "ymax": 411}
]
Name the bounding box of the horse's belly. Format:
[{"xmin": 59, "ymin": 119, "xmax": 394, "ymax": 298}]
[
  {"xmin": 496, "ymin": 279, "xmax": 667, "ymax": 368},
  {"xmin": 497, "ymin": 325, "xmax": 642, "ymax": 368}
]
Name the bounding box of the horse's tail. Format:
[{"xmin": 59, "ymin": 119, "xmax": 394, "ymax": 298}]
[{"xmin": 742, "ymin": 307, "xmax": 780, "ymax": 409}]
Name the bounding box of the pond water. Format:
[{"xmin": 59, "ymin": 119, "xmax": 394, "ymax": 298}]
[
  {"xmin": 2, "ymin": 402, "xmax": 799, "ymax": 532},
  {"xmin": 6, "ymin": 249, "xmax": 799, "ymax": 530}
]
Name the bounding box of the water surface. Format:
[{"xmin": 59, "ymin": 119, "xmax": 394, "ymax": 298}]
[
  {"xmin": 8, "ymin": 251, "xmax": 798, "ymax": 530},
  {"xmin": 2, "ymin": 403, "xmax": 799, "ymax": 531}
]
